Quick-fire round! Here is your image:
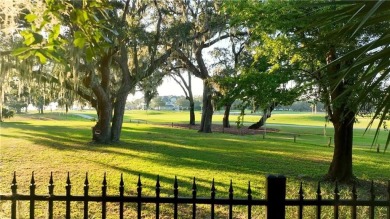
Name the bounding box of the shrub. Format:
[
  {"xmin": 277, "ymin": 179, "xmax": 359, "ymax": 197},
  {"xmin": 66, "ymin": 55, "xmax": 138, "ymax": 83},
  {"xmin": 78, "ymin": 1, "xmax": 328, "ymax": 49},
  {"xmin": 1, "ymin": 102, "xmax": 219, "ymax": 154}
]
[{"xmin": 2, "ymin": 108, "xmax": 14, "ymax": 120}]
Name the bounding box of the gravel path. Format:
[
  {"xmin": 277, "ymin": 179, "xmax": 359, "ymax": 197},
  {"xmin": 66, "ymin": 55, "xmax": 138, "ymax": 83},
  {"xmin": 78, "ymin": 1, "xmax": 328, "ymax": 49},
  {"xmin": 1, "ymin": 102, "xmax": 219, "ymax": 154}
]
[{"xmin": 73, "ymin": 114, "xmax": 95, "ymax": 120}]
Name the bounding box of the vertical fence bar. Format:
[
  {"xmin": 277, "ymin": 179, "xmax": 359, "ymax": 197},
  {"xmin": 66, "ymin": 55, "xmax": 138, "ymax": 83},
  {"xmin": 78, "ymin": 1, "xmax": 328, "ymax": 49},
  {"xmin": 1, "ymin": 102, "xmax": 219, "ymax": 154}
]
[
  {"xmin": 47, "ymin": 172, "xmax": 54, "ymax": 219},
  {"xmin": 298, "ymin": 182, "xmax": 304, "ymax": 219},
  {"xmin": 369, "ymin": 181, "xmax": 375, "ymax": 219},
  {"xmin": 29, "ymin": 172, "xmax": 36, "ymax": 219},
  {"xmin": 11, "ymin": 172, "xmax": 17, "ymax": 219},
  {"xmin": 266, "ymin": 175, "xmax": 286, "ymax": 219},
  {"xmin": 351, "ymin": 183, "xmax": 357, "ymax": 219},
  {"xmin": 316, "ymin": 182, "xmax": 322, "ymax": 219},
  {"xmin": 334, "ymin": 181, "xmax": 339, "ymax": 219},
  {"xmin": 137, "ymin": 174, "xmax": 142, "ymax": 219},
  {"xmin": 192, "ymin": 177, "xmax": 197, "ymax": 219},
  {"xmin": 173, "ymin": 176, "xmax": 178, "ymax": 219},
  {"xmin": 102, "ymin": 173, "xmax": 107, "ymax": 219},
  {"xmin": 83, "ymin": 173, "xmax": 89, "ymax": 219},
  {"xmin": 119, "ymin": 174, "xmax": 124, "ymax": 219},
  {"xmin": 247, "ymin": 181, "xmax": 252, "ymax": 219},
  {"xmin": 65, "ymin": 172, "xmax": 72, "ymax": 219},
  {"xmin": 156, "ymin": 175, "xmax": 160, "ymax": 219},
  {"xmin": 229, "ymin": 180, "xmax": 233, "ymax": 219},
  {"xmin": 211, "ymin": 179, "xmax": 216, "ymax": 219}
]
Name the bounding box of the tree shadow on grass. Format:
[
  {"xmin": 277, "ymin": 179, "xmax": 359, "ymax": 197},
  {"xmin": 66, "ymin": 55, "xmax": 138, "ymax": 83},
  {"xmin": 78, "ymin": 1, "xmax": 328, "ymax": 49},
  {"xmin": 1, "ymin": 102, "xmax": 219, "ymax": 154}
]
[{"xmin": 2, "ymin": 120, "xmax": 387, "ymax": 201}]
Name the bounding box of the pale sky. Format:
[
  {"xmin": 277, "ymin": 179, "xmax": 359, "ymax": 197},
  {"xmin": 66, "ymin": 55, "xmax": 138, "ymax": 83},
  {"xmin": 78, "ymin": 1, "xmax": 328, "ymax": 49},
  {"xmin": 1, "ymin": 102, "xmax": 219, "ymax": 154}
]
[
  {"xmin": 127, "ymin": 75, "xmax": 204, "ymax": 100},
  {"xmin": 158, "ymin": 76, "xmax": 204, "ymax": 96}
]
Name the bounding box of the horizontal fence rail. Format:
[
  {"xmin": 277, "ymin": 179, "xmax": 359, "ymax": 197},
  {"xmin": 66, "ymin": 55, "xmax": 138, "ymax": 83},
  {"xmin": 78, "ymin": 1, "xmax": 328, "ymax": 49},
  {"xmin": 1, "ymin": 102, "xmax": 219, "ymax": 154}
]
[{"xmin": 0, "ymin": 173, "xmax": 389, "ymax": 219}]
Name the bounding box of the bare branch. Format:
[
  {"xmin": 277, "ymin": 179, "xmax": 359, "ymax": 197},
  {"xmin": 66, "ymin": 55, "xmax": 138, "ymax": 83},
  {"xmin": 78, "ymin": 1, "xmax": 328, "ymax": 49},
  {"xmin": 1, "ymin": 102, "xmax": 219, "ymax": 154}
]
[
  {"xmin": 203, "ymin": 31, "xmax": 248, "ymax": 48},
  {"xmin": 174, "ymin": 49, "xmax": 202, "ymax": 78}
]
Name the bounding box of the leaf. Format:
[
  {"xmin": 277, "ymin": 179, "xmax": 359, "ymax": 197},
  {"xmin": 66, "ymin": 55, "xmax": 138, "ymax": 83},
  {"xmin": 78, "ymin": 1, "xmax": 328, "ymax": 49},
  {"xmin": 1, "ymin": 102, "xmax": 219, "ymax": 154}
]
[
  {"xmin": 12, "ymin": 47, "xmax": 34, "ymax": 60},
  {"xmin": 89, "ymin": 1, "xmax": 101, "ymax": 8},
  {"xmin": 32, "ymin": 33, "xmax": 43, "ymax": 44},
  {"xmin": 52, "ymin": 24, "xmax": 61, "ymax": 39},
  {"xmin": 73, "ymin": 37, "xmax": 86, "ymax": 48},
  {"xmin": 86, "ymin": 46, "xmax": 94, "ymax": 62},
  {"xmin": 82, "ymin": 10, "xmax": 89, "ymax": 22},
  {"xmin": 102, "ymin": 35, "xmax": 112, "ymax": 44},
  {"xmin": 35, "ymin": 51, "xmax": 47, "ymax": 64},
  {"xmin": 25, "ymin": 14, "xmax": 38, "ymax": 23},
  {"xmin": 74, "ymin": 31, "xmax": 84, "ymax": 39},
  {"xmin": 12, "ymin": 47, "xmax": 32, "ymax": 56},
  {"xmin": 22, "ymin": 31, "xmax": 43, "ymax": 46},
  {"xmin": 41, "ymin": 49, "xmax": 63, "ymax": 63},
  {"xmin": 22, "ymin": 32, "xmax": 35, "ymax": 46},
  {"xmin": 44, "ymin": 45, "xmax": 55, "ymax": 51},
  {"xmin": 352, "ymin": 1, "xmax": 384, "ymax": 37}
]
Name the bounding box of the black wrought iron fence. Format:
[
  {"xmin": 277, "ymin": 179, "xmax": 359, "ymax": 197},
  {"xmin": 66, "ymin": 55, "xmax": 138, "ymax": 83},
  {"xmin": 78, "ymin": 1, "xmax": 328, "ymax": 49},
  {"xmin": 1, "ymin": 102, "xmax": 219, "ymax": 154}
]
[{"xmin": 0, "ymin": 173, "xmax": 389, "ymax": 219}]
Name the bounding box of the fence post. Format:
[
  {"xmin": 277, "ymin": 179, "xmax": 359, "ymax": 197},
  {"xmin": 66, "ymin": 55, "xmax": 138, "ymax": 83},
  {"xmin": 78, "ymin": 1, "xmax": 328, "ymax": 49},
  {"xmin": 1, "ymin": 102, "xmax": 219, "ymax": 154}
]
[
  {"xmin": 65, "ymin": 172, "xmax": 71, "ymax": 219},
  {"xmin": 30, "ymin": 172, "xmax": 36, "ymax": 219},
  {"xmin": 47, "ymin": 172, "xmax": 54, "ymax": 219},
  {"xmin": 83, "ymin": 173, "xmax": 89, "ymax": 219},
  {"xmin": 11, "ymin": 172, "xmax": 17, "ymax": 219},
  {"xmin": 102, "ymin": 173, "xmax": 107, "ymax": 219},
  {"xmin": 266, "ymin": 175, "xmax": 286, "ymax": 219}
]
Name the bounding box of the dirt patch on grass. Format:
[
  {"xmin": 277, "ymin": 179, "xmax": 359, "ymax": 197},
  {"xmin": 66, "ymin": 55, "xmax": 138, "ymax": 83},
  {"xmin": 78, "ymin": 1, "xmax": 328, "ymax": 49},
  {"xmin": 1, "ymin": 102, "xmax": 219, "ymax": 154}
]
[{"xmin": 171, "ymin": 123, "xmax": 279, "ymax": 135}]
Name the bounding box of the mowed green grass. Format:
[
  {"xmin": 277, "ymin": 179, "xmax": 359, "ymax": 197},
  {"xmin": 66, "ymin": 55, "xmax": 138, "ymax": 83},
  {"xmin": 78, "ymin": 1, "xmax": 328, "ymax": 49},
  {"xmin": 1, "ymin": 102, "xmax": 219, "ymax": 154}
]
[
  {"xmin": 128, "ymin": 110, "xmax": 388, "ymax": 147},
  {"xmin": 0, "ymin": 110, "xmax": 389, "ymax": 218}
]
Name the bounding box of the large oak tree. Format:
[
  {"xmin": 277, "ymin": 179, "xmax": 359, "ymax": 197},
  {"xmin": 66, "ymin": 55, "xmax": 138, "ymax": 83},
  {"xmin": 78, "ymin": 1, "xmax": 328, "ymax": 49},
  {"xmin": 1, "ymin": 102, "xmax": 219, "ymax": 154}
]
[
  {"xmin": 164, "ymin": 0, "xmax": 239, "ymax": 133},
  {"xmin": 13, "ymin": 0, "xmax": 174, "ymax": 143},
  {"xmin": 225, "ymin": 0, "xmax": 382, "ymax": 181}
]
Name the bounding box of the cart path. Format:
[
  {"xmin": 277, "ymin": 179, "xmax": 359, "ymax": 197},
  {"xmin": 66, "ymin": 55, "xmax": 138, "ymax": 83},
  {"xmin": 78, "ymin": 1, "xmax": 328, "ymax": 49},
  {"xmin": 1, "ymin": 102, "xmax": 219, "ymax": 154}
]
[{"xmin": 73, "ymin": 114, "xmax": 95, "ymax": 120}]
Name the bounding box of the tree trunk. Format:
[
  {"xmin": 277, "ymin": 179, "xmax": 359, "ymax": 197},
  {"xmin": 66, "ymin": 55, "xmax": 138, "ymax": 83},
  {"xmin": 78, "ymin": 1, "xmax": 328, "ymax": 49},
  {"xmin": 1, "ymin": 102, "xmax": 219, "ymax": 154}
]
[
  {"xmin": 327, "ymin": 112, "xmax": 355, "ymax": 182},
  {"xmin": 325, "ymin": 46, "xmax": 355, "ymax": 182},
  {"xmin": 92, "ymin": 54, "xmax": 113, "ymax": 144},
  {"xmin": 199, "ymin": 80, "xmax": 213, "ymax": 133},
  {"xmin": 39, "ymin": 105, "xmax": 44, "ymax": 114},
  {"xmin": 111, "ymin": 91, "xmax": 128, "ymax": 142},
  {"xmin": 248, "ymin": 102, "xmax": 276, "ymax": 129},
  {"xmin": 189, "ymin": 100, "xmax": 195, "ymax": 125},
  {"xmin": 223, "ymin": 104, "xmax": 232, "ymax": 128},
  {"xmin": 92, "ymin": 98, "xmax": 112, "ymax": 143}
]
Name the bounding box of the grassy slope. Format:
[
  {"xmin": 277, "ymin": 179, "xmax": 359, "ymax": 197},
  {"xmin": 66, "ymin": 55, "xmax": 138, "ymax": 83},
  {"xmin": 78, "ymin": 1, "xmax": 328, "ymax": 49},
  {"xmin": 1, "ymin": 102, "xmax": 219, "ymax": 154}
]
[{"xmin": 0, "ymin": 111, "xmax": 389, "ymax": 218}]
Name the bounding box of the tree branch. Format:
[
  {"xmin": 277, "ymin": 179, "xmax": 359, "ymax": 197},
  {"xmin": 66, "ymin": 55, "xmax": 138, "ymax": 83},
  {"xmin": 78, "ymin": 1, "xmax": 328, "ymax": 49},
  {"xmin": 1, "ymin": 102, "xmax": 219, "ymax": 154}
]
[
  {"xmin": 0, "ymin": 51, "xmax": 12, "ymax": 56},
  {"xmin": 33, "ymin": 70, "xmax": 97, "ymax": 107},
  {"xmin": 202, "ymin": 31, "xmax": 248, "ymax": 48},
  {"xmin": 121, "ymin": 0, "xmax": 131, "ymax": 22},
  {"xmin": 174, "ymin": 48, "xmax": 202, "ymax": 78},
  {"xmin": 171, "ymin": 74, "xmax": 189, "ymax": 98}
]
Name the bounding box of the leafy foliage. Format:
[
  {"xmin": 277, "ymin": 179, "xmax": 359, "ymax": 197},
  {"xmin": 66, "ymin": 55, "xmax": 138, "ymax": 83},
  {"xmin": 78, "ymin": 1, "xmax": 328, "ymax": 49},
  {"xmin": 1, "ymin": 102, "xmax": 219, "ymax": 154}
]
[
  {"xmin": 304, "ymin": 1, "xmax": 390, "ymax": 151},
  {"xmin": 1, "ymin": 108, "xmax": 14, "ymax": 119}
]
